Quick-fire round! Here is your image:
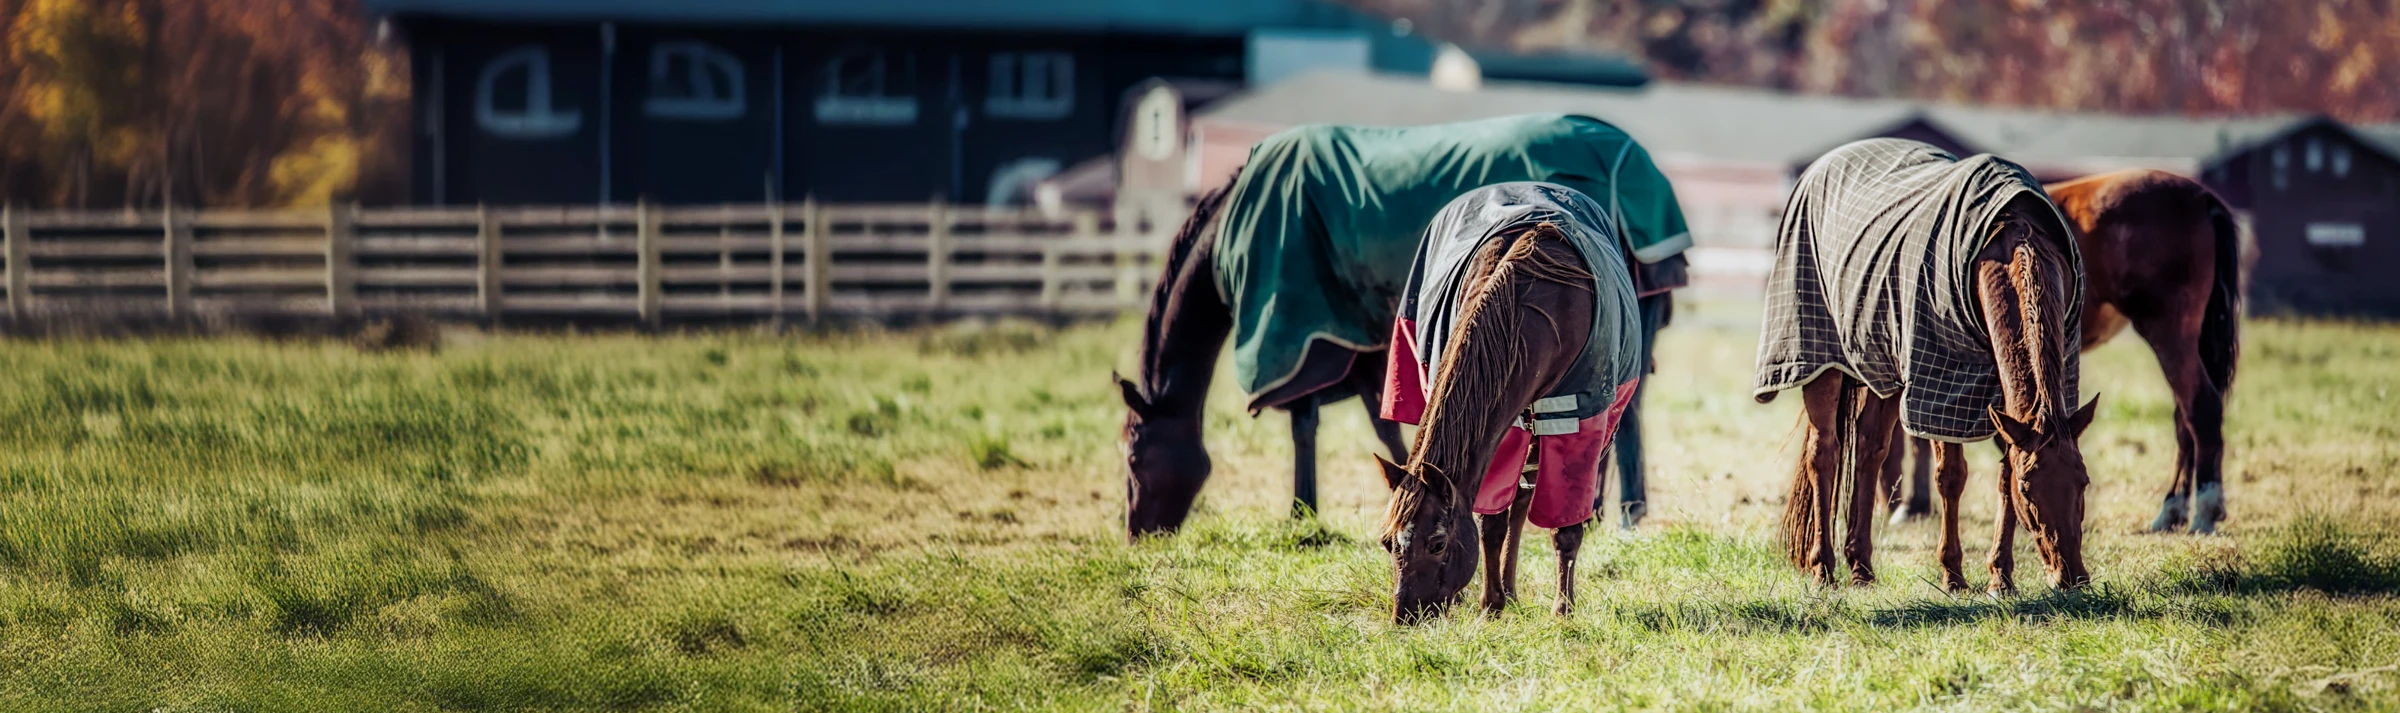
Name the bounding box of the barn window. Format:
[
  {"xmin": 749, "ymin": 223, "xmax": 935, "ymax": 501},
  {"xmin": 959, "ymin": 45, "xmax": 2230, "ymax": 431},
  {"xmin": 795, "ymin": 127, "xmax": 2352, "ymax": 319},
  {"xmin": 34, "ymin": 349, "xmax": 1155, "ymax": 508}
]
[
  {"xmin": 2307, "ymin": 138, "xmax": 2325, "ymax": 172},
  {"xmin": 986, "ymin": 52, "xmax": 1074, "ymax": 120},
  {"xmin": 2271, "ymin": 145, "xmax": 2290, "ymax": 191},
  {"xmin": 645, "ymin": 41, "xmax": 745, "ymax": 121},
  {"xmin": 2333, "ymin": 144, "xmax": 2353, "ymax": 178},
  {"xmin": 816, "ymin": 48, "xmax": 919, "ymax": 125},
  {"xmin": 475, "ymin": 46, "xmax": 583, "ymax": 139},
  {"xmin": 2307, "ymin": 222, "xmax": 2365, "ymax": 247}
]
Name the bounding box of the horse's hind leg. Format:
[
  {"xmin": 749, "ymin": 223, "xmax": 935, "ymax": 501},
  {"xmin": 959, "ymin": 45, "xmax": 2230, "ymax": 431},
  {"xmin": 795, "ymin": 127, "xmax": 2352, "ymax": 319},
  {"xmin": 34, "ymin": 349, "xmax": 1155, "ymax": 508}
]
[
  {"xmin": 1844, "ymin": 385, "xmax": 1901, "ymax": 586},
  {"xmin": 2135, "ymin": 317, "xmax": 2225, "ymax": 533},
  {"xmin": 1784, "ymin": 375, "xmax": 1848, "ymax": 586},
  {"xmin": 1553, "ymin": 519, "xmax": 1587, "ymax": 616},
  {"xmin": 1932, "ymin": 440, "xmax": 1972, "ymax": 592}
]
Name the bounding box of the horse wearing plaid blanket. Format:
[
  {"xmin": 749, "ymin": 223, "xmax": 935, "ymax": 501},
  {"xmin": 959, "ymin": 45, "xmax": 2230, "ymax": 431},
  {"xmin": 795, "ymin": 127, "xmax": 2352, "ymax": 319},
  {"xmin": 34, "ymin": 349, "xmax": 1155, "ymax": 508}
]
[
  {"xmin": 1757, "ymin": 139, "xmax": 2098, "ymax": 593},
  {"xmin": 1880, "ymin": 170, "xmax": 2244, "ymax": 536}
]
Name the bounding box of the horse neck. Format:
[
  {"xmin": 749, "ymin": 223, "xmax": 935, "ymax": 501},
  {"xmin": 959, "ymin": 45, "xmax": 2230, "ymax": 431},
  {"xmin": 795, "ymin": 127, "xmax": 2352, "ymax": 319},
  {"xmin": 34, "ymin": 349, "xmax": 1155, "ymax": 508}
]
[
  {"xmin": 1138, "ymin": 229, "xmax": 1230, "ymax": 419},
  {"xmin": 1409, "ymin": 231, "xmax": 1590, "ymax": 491},
  {"xmin": 1982, "ymin": 230, "xmax": 2073, "ymax": 426}
]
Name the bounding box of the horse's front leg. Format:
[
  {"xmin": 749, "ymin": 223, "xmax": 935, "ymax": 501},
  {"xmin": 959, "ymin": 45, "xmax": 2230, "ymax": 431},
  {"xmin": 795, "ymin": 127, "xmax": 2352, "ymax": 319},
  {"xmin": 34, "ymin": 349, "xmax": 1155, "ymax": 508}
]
[
  {"xmin": 1989, "ymin": 442, "xmax": 2020, "ymax": 595},
  {"xmin": 1553, "ymin": 519, "xmax": 1587, "ymax": 616},
  {"xmin": 1289, "ymin": 396, "xmax": 1319, "ymax": 518}
]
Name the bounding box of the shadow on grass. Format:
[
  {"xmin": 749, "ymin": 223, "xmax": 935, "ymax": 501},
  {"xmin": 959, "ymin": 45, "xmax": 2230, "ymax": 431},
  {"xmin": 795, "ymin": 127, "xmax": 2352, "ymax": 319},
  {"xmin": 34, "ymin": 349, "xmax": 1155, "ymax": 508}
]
[{"xmin": 2158, "ymin": 515, "xmax": 2400, "ymax": 597}]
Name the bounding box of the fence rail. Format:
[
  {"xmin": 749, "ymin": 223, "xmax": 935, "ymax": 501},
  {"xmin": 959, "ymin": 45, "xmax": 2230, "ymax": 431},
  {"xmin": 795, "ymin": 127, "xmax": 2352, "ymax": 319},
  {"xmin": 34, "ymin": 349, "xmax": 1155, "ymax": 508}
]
[{"xmin": 0, "ymin": 199, "xmax": 1169, "ymax": 325}]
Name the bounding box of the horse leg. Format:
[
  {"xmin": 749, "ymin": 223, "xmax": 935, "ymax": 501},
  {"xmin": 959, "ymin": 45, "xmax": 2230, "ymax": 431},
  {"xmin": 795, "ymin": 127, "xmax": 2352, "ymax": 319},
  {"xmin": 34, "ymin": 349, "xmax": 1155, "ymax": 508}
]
[
  {"xmin": 1554, "ymin": 518, "xmax": 1587, "ymax": 616},
  {"xmin": 1786, "ymin": 375, "xmax": 1848, "ymax": 586},
  {"xmin": 1878, "ymin": 419, "xmax": 1904, "ymax": 516},
  {"xmin": 1989, "ymin": 440, "xmax": 2020, "ymax": 596},
  {"xmin": 1845, "ymin": 384, "xmax": 1900, "ymax": 586},
  {"xmin": 1932, "ymin": 440, "xmax": 1971, "ymax": 592},
  {"xmin": 1289, "ymin": 395, "xmax": 1319, "ymax": 518},
  {"xmin": 1480, "ymin": 471, "xmax": 1536, "ymax": 615},
  {"xmin": 1612, "ymin": 292, "xmax": 1668, "ymax": 530},
  {"xmin": 2149, "ymin": 411, "xmax": 2194, "ymax": 532},
  {"xmin": 2137, "ymin": 317, "xmax": 2230, "ymax": 534},
  {"xmin": 2188, "ymin": 382, "xmax": 2229, "ymax": 534}
]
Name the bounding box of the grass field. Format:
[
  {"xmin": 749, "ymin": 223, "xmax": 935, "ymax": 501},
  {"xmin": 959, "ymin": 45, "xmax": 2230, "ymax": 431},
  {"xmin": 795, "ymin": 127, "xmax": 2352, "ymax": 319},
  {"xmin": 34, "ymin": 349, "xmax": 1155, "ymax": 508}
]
[{"xmin": 0, "ymin": 302, "xmax": 2397, "ymax": 711}]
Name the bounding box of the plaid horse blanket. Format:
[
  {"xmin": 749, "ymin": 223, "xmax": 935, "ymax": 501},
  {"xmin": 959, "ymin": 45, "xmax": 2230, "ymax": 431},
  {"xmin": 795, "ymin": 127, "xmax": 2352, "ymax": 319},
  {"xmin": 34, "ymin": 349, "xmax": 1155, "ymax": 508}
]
[
  {"xmin": 1212, "ymin": 114, "xmax": 1690, "ymax": 403},
  {"xmin": 1751, "ymin": 139, "xmax": 2082, "ymax": 442}
]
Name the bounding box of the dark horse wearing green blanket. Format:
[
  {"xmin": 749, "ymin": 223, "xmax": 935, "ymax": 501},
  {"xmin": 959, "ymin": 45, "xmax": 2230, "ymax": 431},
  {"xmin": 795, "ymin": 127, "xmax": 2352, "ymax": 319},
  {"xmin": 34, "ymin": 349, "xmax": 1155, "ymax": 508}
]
[{"xmin": 1117, "ymin": 115, "xmax": 1691, "ymax": 537}]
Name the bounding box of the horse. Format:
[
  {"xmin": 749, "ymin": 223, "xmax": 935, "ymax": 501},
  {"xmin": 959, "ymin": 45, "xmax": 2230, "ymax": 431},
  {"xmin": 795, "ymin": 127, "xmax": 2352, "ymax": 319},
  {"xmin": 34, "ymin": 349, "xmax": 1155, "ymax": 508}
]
[
  {"xmin": 1118, "ymin": 115, "xmax": 1692, "ymax": 538},
  {"xmin": 1757, "ymin": 139, "xmax": 2097, "ymax": 593},
  {"xmin": 1879, "ymin": 169, "xmax": 2241, "ymax": 534},
  {"xmin": 1377, "ymin": 183, "xmax": 1643, "ymax": 622}
]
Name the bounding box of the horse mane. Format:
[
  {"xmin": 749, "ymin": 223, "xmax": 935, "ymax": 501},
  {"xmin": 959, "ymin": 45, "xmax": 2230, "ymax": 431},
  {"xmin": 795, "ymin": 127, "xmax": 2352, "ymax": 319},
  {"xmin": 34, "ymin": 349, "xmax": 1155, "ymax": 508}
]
[
  {"xmin": 1380, "ymin": 224, "xmax": 1592, "ymax": 541},
  {"xmin": 1994, "ymin": 205, "xmax": 2076, "ymax": 426},
  {"xmin": 1134, "ymin": 176, "xmax": 1239, "ymax": 402}
]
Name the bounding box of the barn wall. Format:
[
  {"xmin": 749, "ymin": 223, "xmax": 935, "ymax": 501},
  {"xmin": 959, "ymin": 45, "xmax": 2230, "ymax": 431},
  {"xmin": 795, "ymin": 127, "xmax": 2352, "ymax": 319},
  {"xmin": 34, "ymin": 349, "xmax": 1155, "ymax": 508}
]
[
  {"xmin": 2239, "ymin": 124, "xmax": 2400, "ymax": 316},
  {"xmin": 408, "ymin": 20, "xmax": 1243, "ymax": 206}
]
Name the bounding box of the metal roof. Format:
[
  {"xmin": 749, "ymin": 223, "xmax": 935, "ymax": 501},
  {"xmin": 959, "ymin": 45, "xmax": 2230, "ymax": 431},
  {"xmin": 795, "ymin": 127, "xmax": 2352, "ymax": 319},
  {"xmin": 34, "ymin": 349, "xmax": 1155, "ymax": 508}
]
[
  {"xmin": 366, "ymin": 0, "xmax": 1383, "ymax": 35},
  {"xmin": 1198, "ymin": 72, "xmax": 2326, "ymax": 167}
]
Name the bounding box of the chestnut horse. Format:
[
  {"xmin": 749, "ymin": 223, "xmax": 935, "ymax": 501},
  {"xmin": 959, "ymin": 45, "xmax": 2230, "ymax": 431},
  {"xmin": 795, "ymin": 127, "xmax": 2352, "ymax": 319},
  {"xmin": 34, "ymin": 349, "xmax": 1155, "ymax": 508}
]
[
  {"xmin": 1379, "ymin": 223, "xmax": 1602, "ymax": 622},
  {"xmin": 1881, "ymin": 170, "xmax": 2241, "ymax": 534}
]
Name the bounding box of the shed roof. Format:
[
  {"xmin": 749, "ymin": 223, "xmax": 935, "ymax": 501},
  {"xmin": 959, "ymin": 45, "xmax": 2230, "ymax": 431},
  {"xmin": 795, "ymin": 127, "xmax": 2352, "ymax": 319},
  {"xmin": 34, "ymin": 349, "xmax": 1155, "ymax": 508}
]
[
  {"xmin": 1198, "ymin": 72, "xmax": 2325, "ymax": 169},
  {"xmin": 366, "ymin": 0, "xmax": 1384, "ymax": 36}
]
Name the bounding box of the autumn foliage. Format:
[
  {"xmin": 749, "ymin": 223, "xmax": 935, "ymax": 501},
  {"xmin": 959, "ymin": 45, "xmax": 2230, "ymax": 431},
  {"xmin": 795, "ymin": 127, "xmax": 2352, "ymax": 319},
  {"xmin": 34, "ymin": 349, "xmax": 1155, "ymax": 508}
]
[
  {"xmin": 0, "ymin": 0, "xmax": 405, "ymax": 208},
  {"xmin": 1362, "ymin": 0, "xmax": 2400, "ymax": 122}
]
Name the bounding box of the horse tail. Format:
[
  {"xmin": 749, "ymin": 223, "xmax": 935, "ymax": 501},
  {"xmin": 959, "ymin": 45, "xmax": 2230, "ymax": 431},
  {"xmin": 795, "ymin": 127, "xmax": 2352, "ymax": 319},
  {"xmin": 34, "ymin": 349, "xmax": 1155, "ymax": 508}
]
[
  {"xmin": 1781, "ymin": 407, "xmax": 1823, "ymax": 569},
  {"xmin": 2200, "ymin": 193, "xmax": 2241, "ymax": 393}
]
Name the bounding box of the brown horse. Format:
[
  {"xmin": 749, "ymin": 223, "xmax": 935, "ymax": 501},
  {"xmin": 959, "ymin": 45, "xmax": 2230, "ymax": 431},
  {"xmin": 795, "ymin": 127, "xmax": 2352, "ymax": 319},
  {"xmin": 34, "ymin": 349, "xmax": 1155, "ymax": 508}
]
[
  {"xmin": 1379, "ymin": 223, "xmax": 1601, "ymax": 622},
  {"xmin": 1881, "ymin": 170, "xmax": 2241, "ymax": 534}
]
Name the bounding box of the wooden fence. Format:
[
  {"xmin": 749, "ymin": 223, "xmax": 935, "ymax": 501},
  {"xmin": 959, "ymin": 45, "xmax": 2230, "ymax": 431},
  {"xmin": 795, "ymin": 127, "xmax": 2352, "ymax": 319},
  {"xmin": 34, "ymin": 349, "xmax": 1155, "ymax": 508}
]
[{"xmin": 0, "ymin": 200, "xmax": 1169, "ymax": 325}]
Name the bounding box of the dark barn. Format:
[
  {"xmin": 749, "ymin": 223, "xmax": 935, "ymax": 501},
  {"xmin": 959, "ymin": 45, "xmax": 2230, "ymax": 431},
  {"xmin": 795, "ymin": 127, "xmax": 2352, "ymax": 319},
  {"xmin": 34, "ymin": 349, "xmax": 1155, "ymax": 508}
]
[
  {"xmin": 2203, "ymin": 118, "xmax": 2400, "ymax": 317},
  {"xmin": 369, "ymin": 0, "xmax": 1475, "ymax": 207}
]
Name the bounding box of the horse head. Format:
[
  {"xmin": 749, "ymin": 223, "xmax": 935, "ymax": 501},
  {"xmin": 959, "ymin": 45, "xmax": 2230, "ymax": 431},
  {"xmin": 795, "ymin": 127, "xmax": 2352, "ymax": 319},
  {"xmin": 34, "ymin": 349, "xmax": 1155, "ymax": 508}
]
[
  {"xmin": 1990, "ymin": 394, "xmax": 2101, "ymax": 589},
  {"xmin": 1379, "ymin": 455, "xmax": 1480, "ymax": 623},
  {"xmin": 1119, "ymin": 373, "xmax": 1211, "ymax": 538}
]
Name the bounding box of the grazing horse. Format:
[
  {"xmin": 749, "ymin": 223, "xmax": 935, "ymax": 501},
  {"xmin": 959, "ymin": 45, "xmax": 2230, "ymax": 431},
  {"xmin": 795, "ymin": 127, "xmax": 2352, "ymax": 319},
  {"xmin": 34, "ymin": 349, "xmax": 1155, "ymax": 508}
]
[
  {"xmin": 1757, "ymin": 139, "xmax": 2097, "ymax": 593},
  {"xmin": 1119, "ymin": 114, "xmax": 1691, "ymax": 537},
  {"xmin": 1379, "ymin": 183, "xmax": 1643, "ymax": 622},
  {"xmin": 1879, "ymin": 170, "xmax": 2241, "ymax": 534}
]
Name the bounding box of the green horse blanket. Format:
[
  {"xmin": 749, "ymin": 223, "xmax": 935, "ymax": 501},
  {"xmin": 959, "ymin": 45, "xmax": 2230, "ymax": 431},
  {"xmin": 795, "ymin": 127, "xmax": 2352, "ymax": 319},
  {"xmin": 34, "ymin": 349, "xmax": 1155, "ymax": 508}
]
[{"xmin": 1212, "ymin": 113, "xmax": 1691, "ymax": 402}]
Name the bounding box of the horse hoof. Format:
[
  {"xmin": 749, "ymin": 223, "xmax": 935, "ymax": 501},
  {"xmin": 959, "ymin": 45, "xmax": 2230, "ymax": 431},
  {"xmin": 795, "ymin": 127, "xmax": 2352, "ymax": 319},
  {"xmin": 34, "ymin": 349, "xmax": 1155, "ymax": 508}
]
[
  {"xmin": 1554, "ymin": 602, "xmax": 1575, "ymax": 617},
  {"xmin": 1620, "ymin": 501, "xmax": 1648, "ymax": 531},
  {"xmin": 2190, "ymin": 484, "xmax": 2226, "ymax": 535},
  {"xmin": 1887, "ymin": 505, "xmax": 1928, "ymax": 526},
  {"xmin": 2147, "ymin": 495, "xmax": 2189, "ymax": 533}
]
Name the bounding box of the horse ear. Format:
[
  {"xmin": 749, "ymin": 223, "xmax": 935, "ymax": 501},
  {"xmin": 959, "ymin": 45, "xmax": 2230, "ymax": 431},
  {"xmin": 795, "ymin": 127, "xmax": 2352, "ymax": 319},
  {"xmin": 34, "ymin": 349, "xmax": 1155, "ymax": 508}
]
[
  {"xmin": 1989, "ymin": 407, "xmax": 2040, "ymax": 448},
  {"xmin": 2068, "ymin": 393, "xmax": 2101, "ymax": 439},
  {"xmin": 1374, "ymin": 454, "xmax": 1409, "ymax": 490},
  {"xmin": 1114, "ymin": 372, "xmax": 1149, "ymax": 413}
]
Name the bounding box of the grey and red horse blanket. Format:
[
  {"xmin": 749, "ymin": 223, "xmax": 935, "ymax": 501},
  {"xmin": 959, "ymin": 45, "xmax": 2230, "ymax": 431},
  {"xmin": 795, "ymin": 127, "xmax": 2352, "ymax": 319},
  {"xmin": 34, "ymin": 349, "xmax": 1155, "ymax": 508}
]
[
  {"xmin": 1752, "ymin": 138, "xmax": 2082, "ymax": 442},
  {"xmin": 1384, "ymin": 183, "xmax": 1644, "ymax": 529}
]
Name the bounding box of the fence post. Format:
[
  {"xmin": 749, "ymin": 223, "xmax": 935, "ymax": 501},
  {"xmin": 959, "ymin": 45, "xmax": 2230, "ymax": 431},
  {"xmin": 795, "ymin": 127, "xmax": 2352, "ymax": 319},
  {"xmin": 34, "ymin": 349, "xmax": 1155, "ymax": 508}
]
[
  {"xmin": 927, "ymin": 195, "xmax": 950, "ymax": 313},
  {"xmin": 637, "ymin": 200, "xmax": 662, "ymax": 328},
  {"xmin": 3, "ymin": 205, "xmax": 25, "ymax": 320},
  {"xmin": 805, "ymin": 195, "xmax": 827, "ymax": 322},
  {"xmin": 163, "ymin": 204, "xmax": 193, "ymax": 318},
  {"xmin": 1039, "ymin": 244, "xmax": 1061, "ymax": 311},
  {"xmin": 768, "ymin": 199, "xmax": 787, "ymax": 329},
  {"xmin": 325, "ymin": 202, "xmax": 357, "ymax": 317},
  {"xmin": 477, "ymin": 204, "xmax": 502, "ymax": 321}
]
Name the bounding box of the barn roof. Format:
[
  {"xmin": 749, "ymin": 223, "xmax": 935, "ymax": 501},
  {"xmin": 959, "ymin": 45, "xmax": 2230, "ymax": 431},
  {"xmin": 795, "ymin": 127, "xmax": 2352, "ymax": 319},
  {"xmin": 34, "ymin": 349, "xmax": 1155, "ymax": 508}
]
[
  {"xmin": 2197, "ymin": 115, "xmax": 2400, "ymax": 171},
  {"xmin": 367, "ymin": 0, "xmax": 1387, "ymax": 36},
  {"xmin": 1198, "ymin": 72, "xmax": 2322, "ymax": 170}
]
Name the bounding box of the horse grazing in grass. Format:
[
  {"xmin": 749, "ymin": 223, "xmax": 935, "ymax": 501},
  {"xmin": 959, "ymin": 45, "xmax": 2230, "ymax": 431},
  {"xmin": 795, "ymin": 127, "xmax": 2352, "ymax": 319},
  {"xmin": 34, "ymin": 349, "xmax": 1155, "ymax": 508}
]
[
  {"xmin": 1118, "ymin": 115, "xmax": 1692, "ymax": 538},
  {"xmin": 1379, "ymin": 183, "xmax": 1644, "ymax": 623},
  {"xmin": 1879, "ymin": 170, "xmax": 2241, "ymax": 534},
  {"xmin": 1757, "ymin": 139, "xmax": 2097, "ymax": 593}
]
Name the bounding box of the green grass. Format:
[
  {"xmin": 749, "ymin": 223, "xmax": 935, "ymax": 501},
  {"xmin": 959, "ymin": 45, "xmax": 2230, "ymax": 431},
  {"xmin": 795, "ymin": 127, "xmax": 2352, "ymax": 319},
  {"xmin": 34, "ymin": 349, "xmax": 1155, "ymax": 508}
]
[{"xmin": 0, "ymin": 306, "xmax": 2397, "ymax": 710}]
